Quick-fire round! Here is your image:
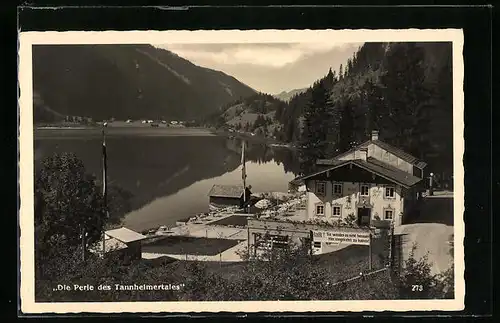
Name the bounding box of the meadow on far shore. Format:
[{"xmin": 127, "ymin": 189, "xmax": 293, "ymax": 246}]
[
  {"xmin": 34, "ymin": 122, "xmax": 216, "ymax": 137},
  {"xmin": 34, "ymin": 121, "xmax": 292, "ymax": 147}
]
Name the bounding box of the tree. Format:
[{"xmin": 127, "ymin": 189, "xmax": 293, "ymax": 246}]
[
  {"xmin": 379, "ymin": 43, "xmax": 433, "ymax": 156},
  {"xmin": 346, "ymin": 58, "xmax": 353, "ymax": 77},
  {"xmin": 397, "ymin": 243, "xmax": 451, "ymax": 299},
  {"xmin": 362, "ymin": 79, "xmax": 385, "ymax": 135},
  {"xmin": 300, "ymin": 81, "xmax": 335, "ymax": 173},
  {"xmin": 35, "ymin": 152, "xmax": 133, "ymax": 279},
  {"xmin": 324, "ymin": 68, "xmax": 335, "ymax": 90},
  {"xmin": 35, "ymin": 153, "xmax": 105, "ymax": 251},
  {"xmin": 337, "ymin": 100, "xmax": 355, "ymax": 152}
]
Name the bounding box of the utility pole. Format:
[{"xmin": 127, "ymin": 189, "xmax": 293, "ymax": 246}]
[
  {"xmin": 81, "ymin": 226, "xmax": 86, "ymax": 262},
  {"xmin": 389, "ymin": 223, "xmax": 394, "ymax": 270},
  {"xmin": 368, "ymin": 231, "xmax": 372, "ymax": 271},
  {"xmin": 429, "ymin": 172, "xmax": 434, "ymax": 196},
  {"xmin": 101, "ymin": 122, "xmax": 108, "ymax": 258}
]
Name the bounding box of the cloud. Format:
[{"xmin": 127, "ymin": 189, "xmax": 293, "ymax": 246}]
[
  {"xmin": 151, "ymin": 42, "xmax": 360, "ymax": 93},
  {"xmin": 154, "ymin": 42, "xmax": 357, "ymax": 68}
]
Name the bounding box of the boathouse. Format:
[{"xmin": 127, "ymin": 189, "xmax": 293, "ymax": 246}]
[
  {"xmin": 208, "ymin": 184, "xmax": 246, "ymax": 210},
  {"xmin": 89, "ymin": 227, "xmax": 147, "ymax": 262}
]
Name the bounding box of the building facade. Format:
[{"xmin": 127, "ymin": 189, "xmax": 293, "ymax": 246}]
[{"xmin": 291, "ymin": 131, "xmax": 426, "ymax": 227}]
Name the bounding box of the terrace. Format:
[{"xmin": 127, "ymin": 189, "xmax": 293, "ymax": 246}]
[{"xmin": 142, "ymin": 236, "xmax": 240, "ymax": 256}]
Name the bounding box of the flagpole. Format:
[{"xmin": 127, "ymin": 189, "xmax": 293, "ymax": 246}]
[
  {"xmin": 241, "ymin": 140, "xmax": 247, "ymax": 212},
  {"xmin": 101, "ymin": 122, "xmax": 108, "ymax": 258}
]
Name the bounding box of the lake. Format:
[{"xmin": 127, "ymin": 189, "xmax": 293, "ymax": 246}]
[{"xmin": 34, "ymin": 127, "xmax": 301, "ymax": 232}]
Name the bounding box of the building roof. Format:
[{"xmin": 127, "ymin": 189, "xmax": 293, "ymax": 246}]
[
  {"xmin": 372, "ymin": 140, "xmax": 425, "ymax": 167},
  {"xmin": 88, "ymin": 236, "xmax": 128, "ymax": 254},
  {"xmin": 105, "ymin": 227, "xmax": 147, "ymax": 243},
  {"xmin": 290, "ymin": 158, "xmax": 422, "ymax": 188},
  {"xmin": 289, "ymin": 160, "xmax": 351, "ymax": 187},
  {"xmin": 360, "ymin": 157, "xmax": 422, "ymax": 187},
  {"xmin": 208, "ymin": 184, "xmax": 244, "ymax": 198},
  {"xmin": 330, "ymin": 139, "xmax": 427, "ymax": 169},
  {"xmin": 316, "ymin": 158, "xmax": 350, "ymax": 166}
]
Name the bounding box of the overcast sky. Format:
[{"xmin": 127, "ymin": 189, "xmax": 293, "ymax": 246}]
[{"xmin": 154, "ymin": 42, "xmax": 361, "ymax": 94}]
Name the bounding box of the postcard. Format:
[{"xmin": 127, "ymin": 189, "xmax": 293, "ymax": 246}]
[{"xmin": 18, "ymin": 29, "xmax": 464, "ymax": 313}]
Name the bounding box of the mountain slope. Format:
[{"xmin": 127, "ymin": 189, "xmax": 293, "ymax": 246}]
[
  {"xmin": 283, "ymin": 41, "xmax": 453, "ymax": 174},
  {"xmin": 32, "ymin": 44, "xmax": 256, "ymax": 122},
  {"xmin": 273, "ymin": 88, "xmax": 307, "ymax": 102},
  {"xmin": 210, "ymin": 42, "xmax": 453, "ymax": 175}
]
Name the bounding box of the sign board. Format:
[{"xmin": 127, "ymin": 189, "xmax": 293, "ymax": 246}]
[{"xmin": 311, "ymin": 230, "xmax": 370, "ymax": 246}]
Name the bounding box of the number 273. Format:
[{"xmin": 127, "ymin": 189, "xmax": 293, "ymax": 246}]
[{"xmin": 412, "ymin": 285, "xmax": 423, "ymax": 292}]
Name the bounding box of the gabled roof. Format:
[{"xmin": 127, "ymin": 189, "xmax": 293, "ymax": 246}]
[
  {"xmin": 208, "ymin": 184, "xmax": 244, "ymax": 198},
  {"xmin": 372, "ymin": 139, "xmax": 425, "ymax": 167},
  {"xmin": 289, "ymin": 160, "xmax": 350, "ymax": 187},
  {"xmin": 89, "ymin": 237, "xmax": 128, "ymax": 254},
  {"xmin": 328, "ymin": 139, "xmax": 427, "ymax": 168},
  {"xmin": 330, "ymin": 140, "xmax": 370, "ymax": 160},
  {"xmin": 105, "ymin": 227, "xmax": 147, "ymax": 243},
  {"xmin": 290, "ymin": 158, "xmax": 422, "ymax": 188},
  {"xmin": 361, "ymin": 157, "xmax": 422, "ymax": 187}
]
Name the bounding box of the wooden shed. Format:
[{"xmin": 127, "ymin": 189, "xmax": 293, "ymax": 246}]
[
  {"xmin": 90, "ymin": 227, "xmax": 147, "ymax": 263},
  {"xmin": 208, "ymin": 184, "xmax": 245, "ymax": 210}
]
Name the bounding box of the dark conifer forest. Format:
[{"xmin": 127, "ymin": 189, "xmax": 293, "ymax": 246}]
[{"xmin": 270, "ymin": 42, "xmax": 453, "ymax": 176}]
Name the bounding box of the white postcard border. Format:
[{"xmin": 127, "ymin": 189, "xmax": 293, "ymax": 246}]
[{"xmin": 18, "ymin": 29, "xmax": 465, "ymax": 313}]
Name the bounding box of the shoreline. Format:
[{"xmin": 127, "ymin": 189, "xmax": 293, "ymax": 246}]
[
  {"xmin": 34, "ymin": 124, "xmax": 298, "ymax": 150},
  {"xmin": 213, "ymin": 129, "xmax": 297, "ymax": 150},
  {"xmin": 34, "ymin": 125, "xmax": 216, "ymax": 137}
]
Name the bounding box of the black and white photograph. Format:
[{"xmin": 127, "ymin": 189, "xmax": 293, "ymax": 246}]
[{"xmin": 19, "ymin": 29, "xmax": 464, "ymax": 313}]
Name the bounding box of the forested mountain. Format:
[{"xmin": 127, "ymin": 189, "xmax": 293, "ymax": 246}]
[
  {"xmin": 213, "ymin": 42, "xmax": 453, "ymax": 176},
  {"xmin": 32, "ymin": 44, "xmax": 256, "ymax": 122},
  {"xmin": 203, "ymin": 92, "xmax": 288, "ymax": 137},
  {"xmin": 273, "ymin": 88, "xmax": 308, "ymax": 102},
  {"xmin": 277, "ymin": 42, "xmax": 453, "ymax": 176}
]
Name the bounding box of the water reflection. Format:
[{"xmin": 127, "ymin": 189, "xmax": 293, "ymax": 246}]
[
  {"xmin": 225, "ymin": 137, "xmax": 302, "ymax": 175},
  {"xmin": 34, "ymin": 131, "xmax": 301, "ymax": 231}
]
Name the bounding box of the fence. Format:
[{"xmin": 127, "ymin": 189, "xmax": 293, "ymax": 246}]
[
  {"xmin": 329, "ymin": 267, "xmax": 390, "ymax": 287},
  {"xmin": 328, "ymin": 225, "xmax": 396, "ymax": 288}
]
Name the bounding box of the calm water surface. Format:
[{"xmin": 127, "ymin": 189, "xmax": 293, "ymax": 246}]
[{"xmin": 34, "ymin": 128, "xmax": 300, "ymax": 231}]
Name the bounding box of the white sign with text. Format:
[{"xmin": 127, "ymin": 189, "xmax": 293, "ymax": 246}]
[{"xmin": 312, "ymin": 230, "xmax": 370, "ymax": 246}]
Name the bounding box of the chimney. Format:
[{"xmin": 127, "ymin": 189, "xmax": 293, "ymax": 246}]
[
  {"xmin": 358, "ymin": 147, "xmax": 368, "ymax": 161},
  {"xmin": 371, "ymin": 130, "xmax": 379, "ymax": 141}
]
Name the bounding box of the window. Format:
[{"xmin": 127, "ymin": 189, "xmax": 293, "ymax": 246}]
[
  {"xmin": 384, "ymin": 209, "xmax": 394, "ymax": 220},
  {"xmin": 333, "ymin": 183, "xmax": 343, "ymax": 195},
  {"xmin": 316, "ymin": 181, "xmax": 326, "ymax": 195},
  {"xmin": 313, "ymin": 241, "xmax": 322, "ymax": 248},
  {"xmin": 385, "ymin": 186, "xmax": 395, "ymax": 198},
  {"xmin": 332, "ymin": 205, "xmax": 341, "ymax": 217},
  {"xmin": 315, "ymin": 204, "xmax": 325, "ymax": 216},
  {"xmin": 361, "ymin": 184, "xmax": 370, "ymax": 196}
]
